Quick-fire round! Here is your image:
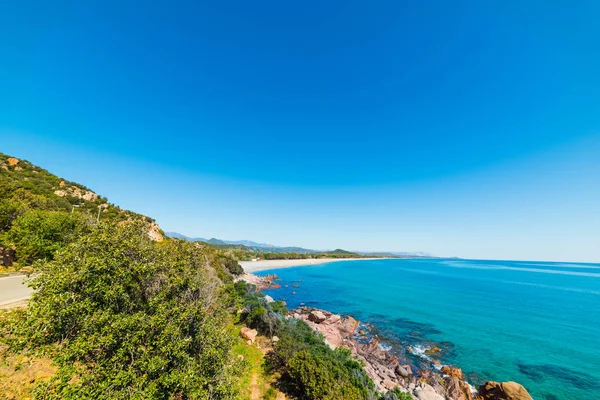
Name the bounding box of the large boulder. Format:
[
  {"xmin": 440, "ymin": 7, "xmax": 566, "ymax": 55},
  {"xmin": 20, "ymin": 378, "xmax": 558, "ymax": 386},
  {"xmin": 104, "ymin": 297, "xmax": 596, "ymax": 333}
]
[
  {"xmin": 339, "ymin": 316, "xmax": 359, "ymax": 335},
  {"xmin": 445, "ymin": 376, "xmax": 472, "ymax": 400},
  {"xmin": 414, "ymin": 385, "xmax": 445, "ymax": 400},
  {"xmin": 395, "ymin": 364, "xmax": 411, "ymax": 377},
  {"xmin": 240, "ymin": 327, "xmax": 258, "ymax": 344},
  {"xmin": 308, "ymin": 310, "xmax": 327, "ymax": 323},
  {"xmin": 478, "ymin": 381, "xmax": 533, "ymax": 400}
]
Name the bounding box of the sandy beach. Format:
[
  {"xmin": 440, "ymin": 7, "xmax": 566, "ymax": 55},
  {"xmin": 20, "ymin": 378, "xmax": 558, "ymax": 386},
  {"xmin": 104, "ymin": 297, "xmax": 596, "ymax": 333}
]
[{"xmin": 240, "ymin": 258, "xmax": 381, "ymax": 273}]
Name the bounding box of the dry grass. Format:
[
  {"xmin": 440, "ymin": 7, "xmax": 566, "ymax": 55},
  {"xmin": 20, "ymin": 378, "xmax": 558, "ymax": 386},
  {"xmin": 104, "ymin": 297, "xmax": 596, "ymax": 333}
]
[
  {"xmin": 0, "ymin": 346, "xmax": 56, "ymax": 400},
  {"xmin": 0, "ymin": 308, "xmax": 57, "ymax": 399}
]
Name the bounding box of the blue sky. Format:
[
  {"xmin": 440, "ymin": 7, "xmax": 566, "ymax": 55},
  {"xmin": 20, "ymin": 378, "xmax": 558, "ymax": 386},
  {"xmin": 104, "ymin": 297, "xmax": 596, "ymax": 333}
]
[{"xmin": 1, "ymin": 1, "xmax": 599, "ymax": 261}]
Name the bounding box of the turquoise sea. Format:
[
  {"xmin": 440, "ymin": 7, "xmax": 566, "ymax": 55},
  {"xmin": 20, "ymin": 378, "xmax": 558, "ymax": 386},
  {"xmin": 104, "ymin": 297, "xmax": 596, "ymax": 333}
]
[{"xmin": 258, "ymin": 258, "xmax": 600, "ymax": 400}]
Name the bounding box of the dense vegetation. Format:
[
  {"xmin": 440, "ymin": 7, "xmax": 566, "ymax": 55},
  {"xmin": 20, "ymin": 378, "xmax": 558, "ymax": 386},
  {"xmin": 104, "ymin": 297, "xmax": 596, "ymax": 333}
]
[
  {"xmin": 0, "ymin": 152, "xmax": 162, "ymax": 270},
  {"xmin": 216, "ymin": 246, "xmax": 370, "ymax": 262},
  {"xmin": 0, "ymin": 152, "xmax": 400, "ymax": 399},
  {"xmin": 3, "ymin": 223, "xmax": 239, "ymax": 399},
  {"xmin": 236, "ymin": 281, "xmax": 386, "ymax": 400}
]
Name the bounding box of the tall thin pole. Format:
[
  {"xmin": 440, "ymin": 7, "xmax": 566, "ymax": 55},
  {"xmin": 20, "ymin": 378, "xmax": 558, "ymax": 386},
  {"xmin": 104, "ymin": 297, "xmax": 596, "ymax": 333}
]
[{"xmin": 97, "ymin": 206, "xmax": 101, "ymax": 223}]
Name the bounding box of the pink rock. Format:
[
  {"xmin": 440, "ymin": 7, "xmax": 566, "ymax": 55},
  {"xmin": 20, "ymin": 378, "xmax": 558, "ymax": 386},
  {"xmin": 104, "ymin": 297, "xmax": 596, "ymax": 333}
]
[
  {"xmin": 308, "ymin": 310, "xmax": 327, "ymax": 323},
  {"xmin": 382, "ymin": 379, "xmax": 398, "ymax": 391},
  {"xmin": 340, "ymin": 316, "xmax": 359, "ymax": 335}
]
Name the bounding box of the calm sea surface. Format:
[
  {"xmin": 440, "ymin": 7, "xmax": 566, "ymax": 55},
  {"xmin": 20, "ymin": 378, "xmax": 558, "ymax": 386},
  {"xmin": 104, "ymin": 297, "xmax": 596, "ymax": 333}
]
[{"xmin": 259, "ymin": 258, "xmax": 600, "ymax": 400}]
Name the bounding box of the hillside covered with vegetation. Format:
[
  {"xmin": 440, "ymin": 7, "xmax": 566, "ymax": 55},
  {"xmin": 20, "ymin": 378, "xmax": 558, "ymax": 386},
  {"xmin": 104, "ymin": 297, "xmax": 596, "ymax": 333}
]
[
  {"xmin": 0, "ymin": 152, "xmax": 401, "ymax": 399},
  {"xmin": 165, "ymin": 233, "xmax": 378, "ymax": 261},
  {"xmin": 0, "ymin": 152, "xmax": 165, "ymax": 271}
]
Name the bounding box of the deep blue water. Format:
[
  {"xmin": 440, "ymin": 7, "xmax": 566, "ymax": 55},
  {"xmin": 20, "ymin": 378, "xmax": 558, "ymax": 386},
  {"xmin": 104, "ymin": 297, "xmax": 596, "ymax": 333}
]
[{"xmin": 258, "ymin": 258, "xmax": 600, "ymax": 400}]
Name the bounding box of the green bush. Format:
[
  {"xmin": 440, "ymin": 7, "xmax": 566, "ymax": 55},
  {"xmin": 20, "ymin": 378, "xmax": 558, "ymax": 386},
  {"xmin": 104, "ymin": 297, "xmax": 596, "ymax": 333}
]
[
  {"xmin": 241, "ymin": 293, "xmax": 283, "ymax": 337},
  {"xmin": 23, "ymin": 222, "xmax": 239, "ymax": 399},
  {"xmin": 381, "ymin": 387, "xmax": 413, "ymax": 400},
  {"xmin": 218, "ymin": 254, "xmax": 244, "ymax": 275},
  {"xmin": 0, "ymin": 199, "xmax": 23, "ymax": 232},
  {"xmin": 287, "ymin": 349, "xmax": 371, "ymax": 400},
  {"xmin": 236, "ymin": 284, "xmax": 377, "ymax": 400},
  {"xmin": 7, "ymin": 210, "xmax": 88, "ymax": 264}
]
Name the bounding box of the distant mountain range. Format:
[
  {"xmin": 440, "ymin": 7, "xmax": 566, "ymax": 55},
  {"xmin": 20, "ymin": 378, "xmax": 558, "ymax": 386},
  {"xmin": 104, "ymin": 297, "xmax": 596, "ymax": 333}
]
[
  {"xmin": 165, "ymin": 232, "xmax": 433, "ymax": 257},
  {"xmin": 165, "ymin": 232, "xmax": 318, "ymax": 253}
]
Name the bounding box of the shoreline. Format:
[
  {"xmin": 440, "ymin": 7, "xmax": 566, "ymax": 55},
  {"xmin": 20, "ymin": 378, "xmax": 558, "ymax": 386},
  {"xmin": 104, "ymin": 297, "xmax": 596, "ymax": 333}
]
[
  {"xmin": 239, "ymin": 263, "xmax": 534, "ymax": 400},
  {"xmin": 239, "ymin": 257, "xmax": 386, "ymax": 273}
]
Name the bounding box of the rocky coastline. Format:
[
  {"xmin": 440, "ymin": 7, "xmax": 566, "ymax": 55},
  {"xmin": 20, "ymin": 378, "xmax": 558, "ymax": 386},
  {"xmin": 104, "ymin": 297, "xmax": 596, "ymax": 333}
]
[{"xmin": 241, "ymin": 273, "xmax": 534, "ymax": 400}]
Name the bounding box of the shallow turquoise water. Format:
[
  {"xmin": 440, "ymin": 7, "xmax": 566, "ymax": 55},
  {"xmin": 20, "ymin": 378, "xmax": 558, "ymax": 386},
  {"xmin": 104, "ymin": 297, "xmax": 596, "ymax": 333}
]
[{"xmin": 259, "ymin": 258, "xmax": 600, "ymax": 400}]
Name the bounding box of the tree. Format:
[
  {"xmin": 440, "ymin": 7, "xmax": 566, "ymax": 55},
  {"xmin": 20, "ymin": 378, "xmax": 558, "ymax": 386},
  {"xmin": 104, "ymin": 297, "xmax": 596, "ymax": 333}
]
[
  {"xmin": 7, "ymin": 210, "xmax": 86, "ymax": 264},
  {"xmin": 0, "ymin": 199, "xmax": 23, "ymax": 232},
  {"xmin": 23, "ymin": 222, "xmax": 239, "ymax": 399}
]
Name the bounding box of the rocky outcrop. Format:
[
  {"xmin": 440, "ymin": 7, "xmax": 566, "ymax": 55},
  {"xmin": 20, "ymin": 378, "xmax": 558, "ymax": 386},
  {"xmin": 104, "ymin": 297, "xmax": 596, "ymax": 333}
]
[
  {"xmin": 236, "ymin": 273, "xmax": 280, "ymax": 290},
  {"xmin": 264, "ymin": 295, "xmax": 275, "ymax": 303},
  {"xmin": 308, "ymin": 310, "xmax": 327, "ymax": 323},
  {"xmin": 146, "ymin": 222, "xmax": 164, "ymax": 242},
  {"xmin": 292, "ymin": 307, "xmax": 484, "ymax": 399},
  {"xmin": 445, "ymin": 376, "xmax": 473, "ymax": 400},
  {"xmin": 477, "ymin": 381, "xmax": 533, "ymax": 400},
  {"xmin": 245, "ymin": 276, "xmax": 530, "ymax": 400},
  {"xmin": 441, "ymin": 365, "xmax": 465, "ymax": 380},
  {"xmin": 339, "ymin": 315, "xmax": 360, "ymax": 335},
  {"xmin": 240, "ymin": 327, "xmax": 258, "ymax": 344},
  {"xmin": 54, "ymin": 186, "xmax": 98, "ymax": 201},
  {"xmin": 293, "ymin": 307, "xmax": 406, "ymax": 392},
  {"xmin": 414, "ymin": 387, "xmax": 445, "ymax": 400},
  {"xmin": 395, "ymin": 364, "xmax": 411, "ymax": 377}
]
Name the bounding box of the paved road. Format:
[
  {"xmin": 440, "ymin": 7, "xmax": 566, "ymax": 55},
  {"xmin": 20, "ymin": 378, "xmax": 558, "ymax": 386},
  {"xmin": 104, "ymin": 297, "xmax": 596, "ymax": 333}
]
[{"xmin": 0, "ymin": 275, "xmax": 33, "ymax": 307}]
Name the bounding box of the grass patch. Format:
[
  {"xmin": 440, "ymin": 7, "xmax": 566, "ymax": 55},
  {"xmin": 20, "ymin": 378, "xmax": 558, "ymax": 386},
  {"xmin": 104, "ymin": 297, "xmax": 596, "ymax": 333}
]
[
  {"xmin": 231, "ymin": 323, "xmax": 285, "ymax": 400},
  {"xmin": 0, "ymin": 309, "xmax": 57, "ymax": 399}
]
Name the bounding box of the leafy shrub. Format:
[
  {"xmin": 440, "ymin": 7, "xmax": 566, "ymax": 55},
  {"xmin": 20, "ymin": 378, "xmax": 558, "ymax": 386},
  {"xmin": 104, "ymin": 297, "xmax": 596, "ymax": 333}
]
[
  {"xmin": 219, "ymin": 254, "xmax": 244, "ymax": 275},
  {"xmin": 263, "ymin": 387, "xmax": 278, "ymax": 400},
  {"xmin": 236, "ymin": 284, "xmax": 377, "ymax": 400},
  {"xmin": 7, "ymin": 210, "xmax": 88, "ymax": 264},
  {"xmin": 0, "ymin": 199, "xmax": 23, "ymax": 232},
  {"xmin": 287, "ymin": 349, "xmax": 372, "ymax": 400},
  {"xmin": 241, "ymin": 292, "xmax": 283, "ymax": 337},
  {"xmin": 23, "ymin": 222, "xmax": 239, "ymax": 399},
  {"xmin": 381, "ymin": 387, "xmax": 413, "ymax": 400}
]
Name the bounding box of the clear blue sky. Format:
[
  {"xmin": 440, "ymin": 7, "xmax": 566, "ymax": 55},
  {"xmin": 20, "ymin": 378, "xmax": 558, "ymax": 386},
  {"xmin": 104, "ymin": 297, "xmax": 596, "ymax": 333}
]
[{"xmin": 1, "ymin": 1, "xmax": 599, "ymax": 261}]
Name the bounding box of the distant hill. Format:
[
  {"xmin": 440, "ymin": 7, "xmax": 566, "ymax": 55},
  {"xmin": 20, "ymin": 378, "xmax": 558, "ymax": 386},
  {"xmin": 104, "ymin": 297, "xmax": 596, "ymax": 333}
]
[
  {"xmin": 165, "ymin": 232, "xmax": 317, "ymax": 253},
  {"xmin": 0, "ymin": 153, "xmax": 163, "ymax": 238},
  {"xmin": 165, "ymin": 232, "xmax": 433, "ymax": 257},
  {"xmin": 328, "ymin": 249, "xmax": 355, "ymax": 255},
  {"xmin": 0, "ymin": 152, "xmax": 166, "ymax": 270}
]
